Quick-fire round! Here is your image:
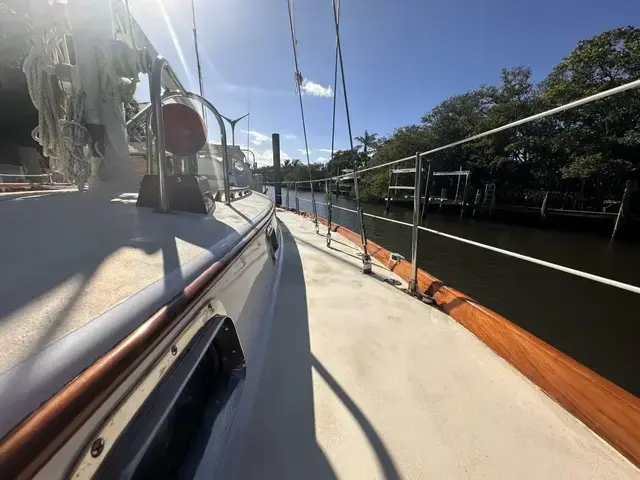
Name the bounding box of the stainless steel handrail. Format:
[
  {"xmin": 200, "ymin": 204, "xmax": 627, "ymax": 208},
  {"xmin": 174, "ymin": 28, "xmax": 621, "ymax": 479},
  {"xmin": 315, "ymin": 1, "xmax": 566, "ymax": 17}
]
[
  {"xmin": 280, "ymin": 77, "xmax": 640, "ymax": 290},
  {"xmin": 149, "ymin": 57, "xmax": 231, "ymax": 210},
  {"xmin": 150, "ymin": 57, "xmax": 171, "ymax": 212},
  {"xmin": 125, "ymin": 102, "xmax": 153, "ymax": 129},
  {"xmin": 163, "ymin": 91, "xmax": 231, "ymax": 204},
  {"xmin": 146, "ymin": 108, "xmax": 154, "ymax": 174},
  {"xmin": 409, "ymin": 152, "xmax": 422, "ymax": 293},
  {"xmin": 290, "ymin": 187, "xmax": 640, "ymax": 295},
  {"xmin": 242, "ymin": 149, "xmax": 256, "ymax": 169}
]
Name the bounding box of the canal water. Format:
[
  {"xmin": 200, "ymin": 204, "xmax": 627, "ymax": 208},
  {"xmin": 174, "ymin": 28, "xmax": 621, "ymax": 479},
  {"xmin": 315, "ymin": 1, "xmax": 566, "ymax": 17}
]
[{"xmin": 266, "ymin": 186, "xmax": 640, "ymax": 397}]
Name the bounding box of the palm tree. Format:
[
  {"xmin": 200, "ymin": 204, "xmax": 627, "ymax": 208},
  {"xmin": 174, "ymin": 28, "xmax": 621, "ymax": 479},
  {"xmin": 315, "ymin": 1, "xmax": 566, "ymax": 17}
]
[
  {"xmin": 354, "ymin": 130, "xmax": 379, "ymax": 165},
  {"xmin": 282, "ymin": 159, "xmax": 291, "ymax": 168}
]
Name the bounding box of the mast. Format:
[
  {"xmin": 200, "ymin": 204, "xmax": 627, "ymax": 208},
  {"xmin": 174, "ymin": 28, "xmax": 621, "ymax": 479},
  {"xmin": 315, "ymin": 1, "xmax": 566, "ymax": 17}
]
[
  {"xmin": 191, "ymin": 0, "xmax": 206, "ymax": 121},
  {"xmin": 247, "ymin": 95, "xmax": 251, "ymax": 153}
]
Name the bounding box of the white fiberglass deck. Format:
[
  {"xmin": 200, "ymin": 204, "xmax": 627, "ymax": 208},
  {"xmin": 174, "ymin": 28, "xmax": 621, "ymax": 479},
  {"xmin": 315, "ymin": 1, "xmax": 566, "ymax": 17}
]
[
  {"xmin": 0, "ymin": 189, "xmax": 272, "ymax": 372},
  {"xmin": 230, "ymin": 210, "xmax": 638, "ymax": 479}
]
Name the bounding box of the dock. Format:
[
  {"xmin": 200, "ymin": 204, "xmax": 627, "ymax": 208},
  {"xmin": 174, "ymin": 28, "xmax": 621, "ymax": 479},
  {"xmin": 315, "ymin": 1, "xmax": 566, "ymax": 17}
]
[{"xmin": 226, "ymin": 210, "xmax": 638, "ymax": 479}]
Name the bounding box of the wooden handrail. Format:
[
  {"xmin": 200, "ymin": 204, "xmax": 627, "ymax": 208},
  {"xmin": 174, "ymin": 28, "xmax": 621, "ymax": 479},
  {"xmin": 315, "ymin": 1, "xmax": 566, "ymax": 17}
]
[{"xmin": 0, "ymin": 204, "xmax": 275, "ymax": 479}]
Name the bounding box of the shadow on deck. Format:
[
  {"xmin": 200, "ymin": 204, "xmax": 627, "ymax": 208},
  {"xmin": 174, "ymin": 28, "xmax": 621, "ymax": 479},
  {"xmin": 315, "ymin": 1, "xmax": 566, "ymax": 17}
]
[{"xmin": 228, "ymin": 223, "xmax": 399, "ymax": 480}]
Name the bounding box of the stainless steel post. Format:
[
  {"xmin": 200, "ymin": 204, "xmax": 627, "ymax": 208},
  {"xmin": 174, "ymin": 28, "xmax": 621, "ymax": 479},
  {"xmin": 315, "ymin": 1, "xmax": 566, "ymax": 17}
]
[
  {"xmin": 242, "ymin": 149, "xmax": 256, "ymax": 170},
  {"xmin": 540, "ymin": 191, "xmax": 550, "ymax": 220},
  {"xmin": 460, "ymin": 171, "xmax": 470, "ymax": 219},
  {"xmin": 146, "ymin": 110, "xmax": 154, "ymax": 174},
  {"xmin": 311, "ymin": 180, "xmax": 319, "ymax": 233},
  {"xmin": 155, "ymin": 88, "xmax": 230, "ymax": 204},
  {"xmin": 612, "ymin": 180, "xmax": 632, "ymax": 239},
  {"xmin": 150, "ymin": 59, "xmax": 231, "ymax": 208},
  {"xmin": 286, "ymin": 182, "xmax": 290, "ymax": 208},
  {"xmin": 273, "ymin": 134, "xmax": 282, "ymax": 205},
  {"xmin": 326, "ymin": 179, "xmax": 333, "ymax": 246},
  {"xmin": 454, "ymin": 166, "xmax": 463, "ymax": 202},
  {"xmin": 420, "ymin": 163, "xmax": 431, "ymax": 219},
  {"xmin": 353, "ymin": 167, "xmax": 366, "ymax": 248},
  {"xmin": 295, "ymin": 182, "xmax": 300, "ymax": 211},
  {"xmin": 352, "ymin": 157, "xmax": 372, "ymax": 273},
  {"xmin": 409, "ymin": 152, "xmax": 423, "ymax": 294},
  {"xmin": 150, "ymin": 58, "xmax": 170, "ymax": 212},
  {"xmin": 384, "ymin": 169, "xmax": 392, "ymax": 211},
  {"xmin": 473, "ymin": 188, "xmax": 481, "ymax": 217}
]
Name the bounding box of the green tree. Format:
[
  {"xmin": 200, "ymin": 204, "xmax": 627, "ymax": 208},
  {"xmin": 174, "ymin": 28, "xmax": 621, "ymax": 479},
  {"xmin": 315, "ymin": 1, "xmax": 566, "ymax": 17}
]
[
  {"xmin": 327, "ymin": 149, "xmax": 357, "ymax": 176},
  {"xmin": 359, "ymin": 125, "xmax": 434, "ymax": 200},
  {"xmin": 421, "ymin": 85, "xmax": 498, "ymax": 175},
  {"xmin": 543, "ymin": 26, "xmax": 640, "ymax": 185},
  {"xmin": 354, "ymin": 130, "xmax": 379, "ymax": 164}
]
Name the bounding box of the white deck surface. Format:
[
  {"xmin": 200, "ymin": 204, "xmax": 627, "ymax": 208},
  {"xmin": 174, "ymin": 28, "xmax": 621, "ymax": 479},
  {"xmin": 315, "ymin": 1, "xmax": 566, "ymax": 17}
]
[
  {"xmin": 0, "ymin": 189, "xmax": 271, "ymax": 372},
  {"xmin": 232, "ymin": 211, "xmax": 638, "ymax": 479}
]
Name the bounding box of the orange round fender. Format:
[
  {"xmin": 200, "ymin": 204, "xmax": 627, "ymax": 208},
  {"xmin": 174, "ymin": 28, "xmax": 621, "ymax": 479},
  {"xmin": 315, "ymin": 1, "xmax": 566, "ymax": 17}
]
[{"xmin": 162, "ymin": 103, "xmax": 206, "ymax": 156}]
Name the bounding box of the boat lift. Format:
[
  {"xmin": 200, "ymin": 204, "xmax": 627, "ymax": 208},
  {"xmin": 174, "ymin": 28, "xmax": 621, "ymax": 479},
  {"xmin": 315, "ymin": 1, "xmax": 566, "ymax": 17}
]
[{"xmin": 385, "ymin": 165, "xmax": 471, "ymax": 218}]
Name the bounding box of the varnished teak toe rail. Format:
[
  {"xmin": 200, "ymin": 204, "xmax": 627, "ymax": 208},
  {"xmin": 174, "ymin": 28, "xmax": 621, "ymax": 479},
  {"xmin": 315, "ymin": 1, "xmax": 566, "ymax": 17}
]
[{"xmin": 292, "ymin": 210, "xmax": 640, "ymax": 467}]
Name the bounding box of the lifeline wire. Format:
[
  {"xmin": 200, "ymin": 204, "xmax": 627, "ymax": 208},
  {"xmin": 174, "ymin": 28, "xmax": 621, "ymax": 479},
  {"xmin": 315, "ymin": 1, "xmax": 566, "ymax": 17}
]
[
  {"xmin": 331, "ymin": 0, "xmax": 370, "ymax": 258},
  {"xmin": 326, "ymin": 0, "xmax": 341, "ymax": 237},
  {"xmin": 286, "ymin": 0, "xmax": 318, "ymax": 228}
]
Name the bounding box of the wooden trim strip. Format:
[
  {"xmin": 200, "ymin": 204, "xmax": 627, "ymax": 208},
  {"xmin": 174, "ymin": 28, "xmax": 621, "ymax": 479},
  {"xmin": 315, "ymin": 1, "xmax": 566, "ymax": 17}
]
[
  {"xmin": 0, "ymin": 204, "xmax": 275, "ymax": 480},
  {"xmin": 302, "ymin": 211, "xmax": 640, "ymax": 467}
]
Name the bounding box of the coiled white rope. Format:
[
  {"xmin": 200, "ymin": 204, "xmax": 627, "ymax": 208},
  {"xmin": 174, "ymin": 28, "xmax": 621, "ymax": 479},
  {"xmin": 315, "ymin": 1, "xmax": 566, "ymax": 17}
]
[
  {"xmin": 23, "ymin": 20, "xmax": 151, "ymax": 188},
  {"xmin": 23, "ymin": 31, "xmax": 61, "ymax": 161},
  {"xmin": 24, "ymin": 27, "xmax": 92, "ymax": 186}
]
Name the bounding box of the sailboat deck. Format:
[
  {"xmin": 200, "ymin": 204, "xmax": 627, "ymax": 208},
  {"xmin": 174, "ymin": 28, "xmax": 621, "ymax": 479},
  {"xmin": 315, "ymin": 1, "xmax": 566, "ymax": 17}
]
[
  {"xmin": 0, "ymin": 189, "xmax": 271, "ymax": 372},
  {"xmin": 228, "ymin": 210, "xmax": 638, "ymax": 479}
]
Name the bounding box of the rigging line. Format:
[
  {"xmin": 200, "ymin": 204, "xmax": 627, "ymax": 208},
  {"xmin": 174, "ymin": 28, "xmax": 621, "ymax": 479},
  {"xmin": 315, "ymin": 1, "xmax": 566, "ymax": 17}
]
[
  {"xmin": 326, "ymin": 0, "xmax": 341, "ymax": 236},
  {"xmin": 332, "ymin": 0, "xmax": 358, "ymax": 153},
  {"xmin": 329, "ymin": 0, "xmax": 341, "ymax": 177},
  {"xmin": 286, "ymin": 0, "xmax": 318, "ymax": 223},
  {"xmin": 331, "ymin": 0, "xmax": 354, "ymax": 152},
  {"xmin": 123, "ymin": 0, "xmax": 137, "ymax": 52},
  {"xmin": 331, "ymin": 0, "xmax": 369, "ymax": 258}
]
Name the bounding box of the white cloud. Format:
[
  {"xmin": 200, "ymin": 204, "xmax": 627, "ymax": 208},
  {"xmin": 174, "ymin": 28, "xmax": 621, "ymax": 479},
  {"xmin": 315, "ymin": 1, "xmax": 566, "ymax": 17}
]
[
  {"xmin": 253, "ymin": 149, "xmax": 291, "ymax": 167},
  {"xmin": 301, "ymin": 79, "xmax": 333, "ymax": 98},
  {"xmin": 240, "ymin": 129, "xmax": 271, "ymax": 146},
  {"xmin": 315, "ymin": 156, "xmax": 329, "ymax": 163},
  {"xmin": 297, "ymin": 148, "xmax": 312, "ymax": 156},
  {"xmin": 284, "ymin": 134, "xmax": 297, "ymax": 140},
  {"xmin": 317, "ymin": 148, "xmax": 333, "ymax": 153},
  {"xmin": 216, "ymin": 83, "xmax": 289, "ymax": 97}
]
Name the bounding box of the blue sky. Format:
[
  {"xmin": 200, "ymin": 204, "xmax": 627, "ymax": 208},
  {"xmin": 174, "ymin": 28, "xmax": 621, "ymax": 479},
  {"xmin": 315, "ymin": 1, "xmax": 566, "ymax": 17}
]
[{"xmin": 131, "ymin": 0, "xmax": 637, "ymax": 166}]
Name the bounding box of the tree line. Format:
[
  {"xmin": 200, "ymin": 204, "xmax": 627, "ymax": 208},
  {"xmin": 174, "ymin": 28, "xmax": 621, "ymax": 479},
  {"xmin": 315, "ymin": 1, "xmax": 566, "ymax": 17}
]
[
  {"xmin": 254, "ymin": 131, "xmax": 379, "ymax": 188},
  {"xmin": 259, "ymin": 27, "xmax": 640, "ymax": 209}
]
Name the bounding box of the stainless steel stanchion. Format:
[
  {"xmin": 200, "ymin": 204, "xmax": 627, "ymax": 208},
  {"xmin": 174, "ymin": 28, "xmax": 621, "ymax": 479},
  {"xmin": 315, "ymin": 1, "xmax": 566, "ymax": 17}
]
[{"xmin": 409, "ymin": 152, "xmax": 423, "ymax": 293}]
